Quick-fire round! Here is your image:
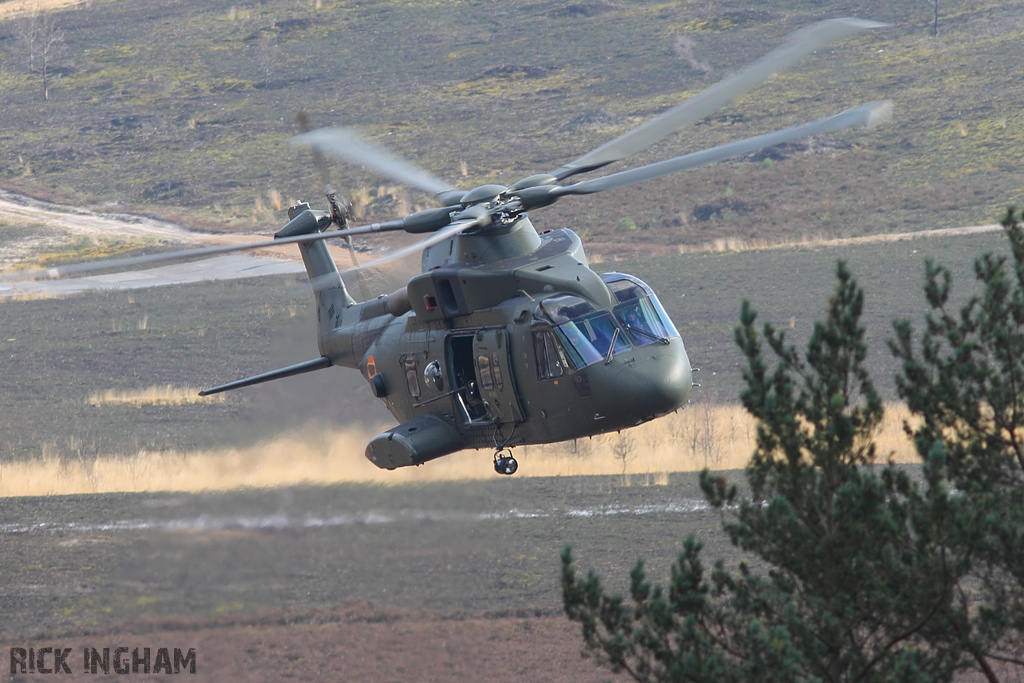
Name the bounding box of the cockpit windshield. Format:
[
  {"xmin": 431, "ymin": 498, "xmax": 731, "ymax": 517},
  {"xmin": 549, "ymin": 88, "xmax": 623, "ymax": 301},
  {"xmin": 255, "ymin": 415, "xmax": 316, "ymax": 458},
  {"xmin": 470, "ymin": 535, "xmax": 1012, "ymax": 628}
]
[
  {"xmin": 603, "ymin": 274, "xmax": 681, "ymax": 347},
  {"xmin": 530, "ymin": 277, "xmax": 679, "ymax": 379},
  {"xmin": 537, "ymin": 295, "xmax": 629, "ymax": 369},
  {"xmin": 556, "ymin": 312, "xmax": 629, "ymax": 366}
]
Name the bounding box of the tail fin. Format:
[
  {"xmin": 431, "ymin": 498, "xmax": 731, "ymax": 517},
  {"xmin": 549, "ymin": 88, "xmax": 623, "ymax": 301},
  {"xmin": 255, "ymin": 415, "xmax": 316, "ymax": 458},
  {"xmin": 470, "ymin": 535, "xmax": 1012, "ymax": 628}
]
[{"xmin": 276, "ymin": 203, "xmax": 356, "ymax": 334}]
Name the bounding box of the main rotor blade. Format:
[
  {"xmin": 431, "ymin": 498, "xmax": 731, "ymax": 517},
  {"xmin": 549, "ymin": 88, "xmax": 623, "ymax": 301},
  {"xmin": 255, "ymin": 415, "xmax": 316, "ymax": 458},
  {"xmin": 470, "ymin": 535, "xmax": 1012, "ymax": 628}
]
[
  {"xmin": 337, "ymin": 208, "xmax": 491, "ymax": 276},
  {"xmin": 305, "ymin": 209, "xmax": 491, "ymax": 290},
  {"xmin": 550, "ymin": 17, "xmax": 887, "ymax": 182},
  {"xmin": 291, "ymin": 127, "xmax": 458, "ymax": 198},
  {"xmin": 6, "ymin": 205, "xmax": 490, "ymax": 285},
  {"xmin": 551, "ymin": 101, "xmax": 892, "ymax": 198},
  {"xmin": 1, "ymin": 220, "xmax": 411, "ymax": 282}
]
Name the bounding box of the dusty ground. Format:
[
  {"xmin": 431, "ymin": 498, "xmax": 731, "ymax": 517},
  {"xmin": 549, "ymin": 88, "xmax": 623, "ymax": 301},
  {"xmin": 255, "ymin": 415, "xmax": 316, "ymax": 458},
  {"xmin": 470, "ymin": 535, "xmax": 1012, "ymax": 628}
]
[{"xmin": 0, "ymin": 190, "xmax": 198, "ymax": 245}]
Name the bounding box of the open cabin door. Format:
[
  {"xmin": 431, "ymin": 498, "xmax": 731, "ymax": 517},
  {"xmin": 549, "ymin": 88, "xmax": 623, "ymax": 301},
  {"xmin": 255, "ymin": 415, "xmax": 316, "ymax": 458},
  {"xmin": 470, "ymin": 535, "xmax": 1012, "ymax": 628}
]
[{"xmin": 472, "ymin": 328, "xmax": 525, "ymax": 426}]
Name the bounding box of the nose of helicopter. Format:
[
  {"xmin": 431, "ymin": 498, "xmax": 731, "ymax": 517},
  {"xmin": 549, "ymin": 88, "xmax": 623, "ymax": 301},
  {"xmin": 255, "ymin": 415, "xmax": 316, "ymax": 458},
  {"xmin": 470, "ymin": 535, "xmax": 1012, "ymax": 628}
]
[{"xmin": 612, "ymin": 340, "xmax": 692, "ymax": 421}]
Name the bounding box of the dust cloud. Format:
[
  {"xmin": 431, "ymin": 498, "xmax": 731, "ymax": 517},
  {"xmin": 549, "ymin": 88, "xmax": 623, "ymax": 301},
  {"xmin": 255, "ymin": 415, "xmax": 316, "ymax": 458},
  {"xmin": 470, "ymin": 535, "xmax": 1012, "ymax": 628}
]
[{"xmin": 0, "ymin": 403, "xmax": 921, "ymax": 497}]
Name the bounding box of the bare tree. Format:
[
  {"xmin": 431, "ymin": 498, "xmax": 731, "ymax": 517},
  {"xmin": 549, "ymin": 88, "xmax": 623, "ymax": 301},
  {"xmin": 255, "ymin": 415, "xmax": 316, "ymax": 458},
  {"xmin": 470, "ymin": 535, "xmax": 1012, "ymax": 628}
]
[
  {"xmin": 254, "ymin": 33, "xmax": 280, "ymax": 87},
  {"xmin": 697, "ymin": 398, "xmax": 723, "ymax": 469},
  {"xmin": 14, "ymin": 5, "xmax": 66, "ymax": 101},
  {"xmin": 680, "ymin": 391, "xmax": 723, "ymax": 469},
  {"xmin": 612, "ymin": 432, "xmax": 637, "ymax": 484}
]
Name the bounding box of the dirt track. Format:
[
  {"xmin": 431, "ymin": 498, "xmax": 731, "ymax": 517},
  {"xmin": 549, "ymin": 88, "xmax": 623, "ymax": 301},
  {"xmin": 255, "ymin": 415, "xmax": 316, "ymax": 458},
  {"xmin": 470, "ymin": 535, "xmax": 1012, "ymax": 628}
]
[
  {"xmin": 0, "ymin": 190, "xmax": 200, "ymax": 243},
  {"xmin": 0, "ymin": 189, "xmax": 386, "ymax": 295}
]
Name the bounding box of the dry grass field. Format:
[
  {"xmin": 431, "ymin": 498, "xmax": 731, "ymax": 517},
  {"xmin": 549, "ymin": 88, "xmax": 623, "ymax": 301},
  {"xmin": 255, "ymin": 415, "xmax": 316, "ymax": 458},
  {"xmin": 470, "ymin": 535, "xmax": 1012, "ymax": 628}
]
[{"xmin": 6, "ymin": 606, "xmax": 632, "ymax": 682}]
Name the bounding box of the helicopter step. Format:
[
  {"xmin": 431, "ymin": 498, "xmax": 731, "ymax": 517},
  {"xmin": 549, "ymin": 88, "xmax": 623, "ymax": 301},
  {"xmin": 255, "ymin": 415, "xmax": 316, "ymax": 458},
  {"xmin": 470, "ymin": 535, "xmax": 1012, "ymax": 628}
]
[{"xmin": 493, "ymin": 449, "xmax": 518, "ymax": 476}]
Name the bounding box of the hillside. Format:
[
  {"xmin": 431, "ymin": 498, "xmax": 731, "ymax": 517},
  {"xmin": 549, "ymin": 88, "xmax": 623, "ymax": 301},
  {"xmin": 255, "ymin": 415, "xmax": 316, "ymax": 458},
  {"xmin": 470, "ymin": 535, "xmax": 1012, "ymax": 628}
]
[{"xmin": 0, "ymin": 0, "xmax": 1022, "ymax": 258}]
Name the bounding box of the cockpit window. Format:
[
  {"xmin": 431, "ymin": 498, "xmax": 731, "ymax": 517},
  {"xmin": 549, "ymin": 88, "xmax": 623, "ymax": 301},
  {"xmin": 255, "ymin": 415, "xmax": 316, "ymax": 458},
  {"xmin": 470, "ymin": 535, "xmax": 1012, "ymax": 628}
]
[
  {"xmin": 528, "ymin": 277, "xmax": 679, "ymax": 376},
  {"xmin": 603, "ymin": 273, "xmax": 681, "ymax": 346},
  {"xmin": 614, "ymin": 297, "xmax": 674, "ymax": 346},
  {"xmin": 555, "ymin": 314, "xmax": 629, "ymax": 366},
  {"xmin": 534, "ymin": 295, "xmax": 630, "ymax": 369},
  {"xmin": 607, "ymin": 278, "xmax": 649, "ymax": 303},
  {"xmin": 539, "ymin": 295, "xmax": 597, "ymax": 324}
]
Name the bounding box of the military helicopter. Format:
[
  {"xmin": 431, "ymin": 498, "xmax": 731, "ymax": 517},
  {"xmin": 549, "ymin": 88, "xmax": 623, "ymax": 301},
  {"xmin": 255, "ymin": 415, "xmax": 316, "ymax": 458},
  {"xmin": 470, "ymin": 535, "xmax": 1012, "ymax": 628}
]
[{"xmin": 12, "ymin": 18, "xmax": 891, "ymax": 475}]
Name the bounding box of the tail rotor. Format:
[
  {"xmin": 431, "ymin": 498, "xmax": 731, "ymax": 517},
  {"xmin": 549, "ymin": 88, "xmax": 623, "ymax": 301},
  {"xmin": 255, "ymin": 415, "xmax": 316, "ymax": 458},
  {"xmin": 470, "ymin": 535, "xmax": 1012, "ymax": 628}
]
[
  {"xmin": 296, "ymin": 111, "xmax": 362, "ymax": 269},
  {"xmin": 296, "ymin": 111, "xmax": 369, "ymax": 298}
]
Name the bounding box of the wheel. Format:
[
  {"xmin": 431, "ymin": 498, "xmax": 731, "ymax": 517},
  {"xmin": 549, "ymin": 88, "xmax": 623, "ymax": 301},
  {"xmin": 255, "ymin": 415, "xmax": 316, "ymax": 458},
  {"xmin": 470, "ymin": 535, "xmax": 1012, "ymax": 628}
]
[{"xmin": 493, "ymin": 451, "xmax": 518, "ymax": 475}]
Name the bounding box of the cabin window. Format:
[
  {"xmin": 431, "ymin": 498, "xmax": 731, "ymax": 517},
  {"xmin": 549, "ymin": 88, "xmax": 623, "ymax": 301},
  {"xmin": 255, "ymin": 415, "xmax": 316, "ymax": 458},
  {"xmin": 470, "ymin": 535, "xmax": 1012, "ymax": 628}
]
[
  {"xmin": 403, "ymin": 357, "xmax": 421, "ymax": 398},
  {"xmin": 491, "ymin": 353, "xmax": 504, "ymax": 390},
  {"xmin": 477, "ymin": 353, "xmax": 495, "ymax": 391},
  {"xmin": 533, "ymin": 328, "xmax": 568, "ymax": 380}
]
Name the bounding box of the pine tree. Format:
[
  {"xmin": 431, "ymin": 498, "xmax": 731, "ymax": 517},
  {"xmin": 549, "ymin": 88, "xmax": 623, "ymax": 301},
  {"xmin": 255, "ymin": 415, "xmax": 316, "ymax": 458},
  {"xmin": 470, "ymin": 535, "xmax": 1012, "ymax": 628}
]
[
  {"xmin": 562, "ymin": 261, "xmax": 990, "ymax": 682},
  {"xmin": 891, "ymin": 208, "xmax": 1024, "ymax": 678}
]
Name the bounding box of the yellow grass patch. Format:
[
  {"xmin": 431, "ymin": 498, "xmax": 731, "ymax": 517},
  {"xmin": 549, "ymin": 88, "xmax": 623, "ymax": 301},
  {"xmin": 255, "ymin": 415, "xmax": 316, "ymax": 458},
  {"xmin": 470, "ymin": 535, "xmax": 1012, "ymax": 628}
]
[
  {"xmin": 0, "ymin": 0, "xmax": 84, "ymax": 20},
  {"xmin": 1, "ymin": 402, "xmax": 924, "ymax": 497},
  {"xmin": 0, "ymin": 289, "xmax": 66, "ymax": 302},
  {"xmin": 87, "ymin": 385, "xmax": 222, "ymax": 407}
]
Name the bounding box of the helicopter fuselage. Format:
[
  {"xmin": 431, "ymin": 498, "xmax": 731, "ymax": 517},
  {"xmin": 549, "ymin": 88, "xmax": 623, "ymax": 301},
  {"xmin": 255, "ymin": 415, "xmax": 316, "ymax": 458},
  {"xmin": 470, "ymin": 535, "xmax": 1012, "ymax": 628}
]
[{"xmin": 315, "ymin": 215, "xmax": 692, "ymax": 469}]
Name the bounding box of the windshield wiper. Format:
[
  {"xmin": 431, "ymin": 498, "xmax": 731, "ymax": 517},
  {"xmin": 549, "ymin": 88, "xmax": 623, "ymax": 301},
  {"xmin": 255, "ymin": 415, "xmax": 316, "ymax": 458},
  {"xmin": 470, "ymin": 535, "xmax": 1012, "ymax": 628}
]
[
  {"xmin": 625, "ymin": 324, "xmax": 670, "ymax": 345},
  {"xmin": 604, "ymin": 328, "xmax": 620, "ymax": 364}
]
